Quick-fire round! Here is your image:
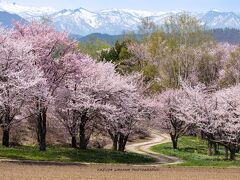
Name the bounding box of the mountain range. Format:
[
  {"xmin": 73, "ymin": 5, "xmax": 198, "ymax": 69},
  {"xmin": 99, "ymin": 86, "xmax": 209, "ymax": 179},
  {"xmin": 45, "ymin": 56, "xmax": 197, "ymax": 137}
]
[{"xmin": 0, "ymin": 1, "xmax": 240, "ymax": 36}]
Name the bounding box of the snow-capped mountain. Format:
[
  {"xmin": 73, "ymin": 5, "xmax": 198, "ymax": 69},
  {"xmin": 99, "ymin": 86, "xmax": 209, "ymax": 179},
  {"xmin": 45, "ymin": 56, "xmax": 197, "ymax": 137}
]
[
  {"xmin": 0, "ymin": 10, "xmax": 26, "ymax": 27},
  {"xmin": 200, "ymin": 10, "xmax": 240, "ymax": 29},
  {"xmin": 0, "ymin": 1, "xmax": 56, "ymax": 19},
  {"xmin": 0, "ymin": 1, "xmax": 240, "ymax": 35},
  {"xmin": 52, "ymin": 8, "xmax": 148, "ymax": 35},
  {"xmin": 51, "ymin": 9, "xmax": 240, "ymax": 35}
]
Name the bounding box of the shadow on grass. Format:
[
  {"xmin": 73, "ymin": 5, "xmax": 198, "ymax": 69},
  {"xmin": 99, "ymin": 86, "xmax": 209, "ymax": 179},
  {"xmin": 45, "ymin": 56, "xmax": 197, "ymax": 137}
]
[
  {"xmin": 151, "ymin": 136, "xmax": 240, "ymax": 167},
  {"xmin": 0, "ymin": 145, "xmax": 156, "ymax": 165}
]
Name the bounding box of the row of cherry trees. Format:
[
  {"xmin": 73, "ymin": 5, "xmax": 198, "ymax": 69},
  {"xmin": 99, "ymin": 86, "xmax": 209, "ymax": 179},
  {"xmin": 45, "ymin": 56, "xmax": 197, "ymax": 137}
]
[
  {"xmin": 130, "ymin": 41, "xmax": 240, "ymax": 160},
  {"xmin": 0, "ymin": 20, "xmax": 239, "ymax": 161},
  {"xmin": 148, "ymin": 81, "xmax": 240, "ymax": 160},
  {"xmin": 0, "ymin": 22, "xmax": 147, "ymax": 151},
  {"xmin": 97, "ymin": 14, "xmax": 240, "ymax": 160},
  {"xmin": 125, "ymin": 20, "xmax": 240, "ymax": 159},
  {"xmin": 125, "ymin": 28, "xmax": 240, "ymax": 160}
]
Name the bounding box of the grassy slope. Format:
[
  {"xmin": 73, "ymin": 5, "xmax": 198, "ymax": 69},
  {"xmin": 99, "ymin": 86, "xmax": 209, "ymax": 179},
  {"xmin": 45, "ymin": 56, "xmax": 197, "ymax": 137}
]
[
  {"xmin": 151, "ymin": 136, "xmax": 240, "ymax": 167},
  {"xmin": 0, "ymin": 145, "xmax": 156, "ymax": 164}
]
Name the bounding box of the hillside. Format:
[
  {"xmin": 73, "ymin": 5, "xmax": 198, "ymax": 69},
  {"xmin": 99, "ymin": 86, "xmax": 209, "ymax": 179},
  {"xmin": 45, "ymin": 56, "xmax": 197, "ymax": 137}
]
[{"xmin": 78, "ymin": 29, "xmax": 240, "ymax": 45}]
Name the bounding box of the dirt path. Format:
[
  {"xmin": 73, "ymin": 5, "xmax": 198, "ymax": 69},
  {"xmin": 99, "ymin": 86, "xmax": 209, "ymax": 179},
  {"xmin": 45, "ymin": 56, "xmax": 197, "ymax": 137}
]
[
  {"xmin": 0, "ymin": 162, "xmax": 239, "ymax": 180},
  {"xmin": 126, "ymin": 131, "xmax": 182, "ymax": 165}
]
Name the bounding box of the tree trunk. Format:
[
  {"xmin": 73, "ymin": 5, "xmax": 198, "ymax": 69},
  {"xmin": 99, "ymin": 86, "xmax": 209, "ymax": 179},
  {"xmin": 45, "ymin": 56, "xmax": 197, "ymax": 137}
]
[
  {"xmin": 112, "ymin": 135, "xmax": 118, "ymax": 151},
  {"xmin": 118, "ymin": 134, "xmax": 124, "ymax": 151},
  {"xmin": 2, "ymin": 129, "xmax": 10, "ymax": 147},
  {"xmin": 109, "ymin": 132, "xmax": 129, "ymax": 152},
  {"xmin": 118, "ymin": 134, "xmax": 129, "ymax": 152},
  {"xmin": 71, "ymin": 136, "xmax": 77, "ymax": 148},
  {"xmin": 170, "ymin": 134, "xmax": 178, "ymax": 150},
  {"xmin": 121, "ymin": 135, "xmax": 128, "ymax": 152},
  {"xmin": 71, "ymin": 110, "xmax": 78, "ymax": 148},
  {"xmin": 37, "ymin": 109, "xmax": 47, "ymax": 151},
  {"xmin": 200, "ymin": 131, "xmax": 205, "ymax": 139},
  {"xmin": 79, "ymin": 130, "xmax": 88, "ymax": 150},
  {"xmin": 229, "ymin": 147, "xmax": 236, "ymax": 161},
  {"xmin": 224, "ymin": 146, "xmax": 229, "ymax": 160},
  {"xmin": 2, "ymin": 111, "xmax": 12, "ymax": 147},
  {"xmin": 108, "ymin": 130, "xmax": 118, "ymax": 151},
  {"xmin": 208, "ymin": 140, "xmax": 213, "ymax": 156},
  {"xmin": 213, "ymin": 142, "xmax": 219, "ymax": 155},
  {"xmin": 79, "ymin": 123, "xmax": 87, "ymax": 149},
  {"xmin": 79, "ymin": 112, "xmax": 88, "ymax": 150}
]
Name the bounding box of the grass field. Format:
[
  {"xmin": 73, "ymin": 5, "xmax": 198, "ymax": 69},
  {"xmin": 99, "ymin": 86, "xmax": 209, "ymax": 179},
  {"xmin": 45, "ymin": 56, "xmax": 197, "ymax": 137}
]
[
  {"xmin": 151, "ymin": 136, "xmax": 240, "ymax": 167},
  {"xmin": 0, "ymin": 145, "xmax": 156, "ymax": 164}
]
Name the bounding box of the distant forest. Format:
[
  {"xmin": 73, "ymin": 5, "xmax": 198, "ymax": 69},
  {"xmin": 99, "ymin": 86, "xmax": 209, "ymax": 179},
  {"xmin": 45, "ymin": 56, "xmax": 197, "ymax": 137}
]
[
  {"xmin": 211, "ymin": 28, "xmax": 240, "ymax": 44},
  {"xmin": 78, "ymin": 28, "xmax": 240, "ymax": 45}
]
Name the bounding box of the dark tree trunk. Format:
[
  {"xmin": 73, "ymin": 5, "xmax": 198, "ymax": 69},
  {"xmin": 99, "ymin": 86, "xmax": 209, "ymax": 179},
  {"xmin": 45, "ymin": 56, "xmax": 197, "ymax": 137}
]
[
  {"xmin": 213, "ymin": 142, "xmax": 219, "ymax": 155},
  {"xmin": 118, "ymin": 134, "xmax": 129, "ymax": 152},
  {"xmin": 200, "ymin": 131, "xmax": 205, "ymax": 139},
  {"xmin": 224, "ymin": 146, "xmax": 229, "ymax": 160},
  {"xmin": 118, "ymin": 134, "xmax": 125, "ymax": 151},
  {"xmin": 79, "ymin": 111, "xmax": 88, "ymax": 150},
  {"xmin": 109, "ymin": 131, "xmax": 129, "ymax": 152},
  {"xmin": 79, "ymin": 131, "xmax": 88, "ymax": 150},
  {"xmin": 112, "ymin": 135, "xmax": 118, "ymax": 151},
  {"xmin": 2, "ymin": 111, "xmax": 12, "ymax": 147},
  {"xmin": 2, "ymin": 129, "xmax": 10, "ymax": 147},
  {"xmin": 71, "ymin": 136, "xmax": 77, "ymax": 148},
  {"xmin": 229, "ymin": 147, "xmax": 236, "ymax": 161},
  {"xmin": 170, "ymin": 134, "xmax": 178, "ymax": 150},
  {"xmin": 71, "ymin": 110, "xmax": 78, "ymax": 148},
  {"xmin": 121, "ymin": 135, "xmax": 128, "ymax": 152},
  {"xmin": 37, "ymin": 108, "xmax": 47, "ymax": 151},
  {"xmin": 108, "ymin": 130, "xmax": 118, "ymax": 151},
  {"xmin": 118, "ymin": 134, "xmax": 123, "ymax": 151},
  {"xmin": 208, "ymin": 140, "xmax": 213, "ymax": 156}
]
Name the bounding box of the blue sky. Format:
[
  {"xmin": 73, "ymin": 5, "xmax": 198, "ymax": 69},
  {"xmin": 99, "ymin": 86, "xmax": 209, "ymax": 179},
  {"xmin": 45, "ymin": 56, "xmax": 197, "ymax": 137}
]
[{"xmin": 3, "ymin": 0, "xmax": 239, "ymax": 12}]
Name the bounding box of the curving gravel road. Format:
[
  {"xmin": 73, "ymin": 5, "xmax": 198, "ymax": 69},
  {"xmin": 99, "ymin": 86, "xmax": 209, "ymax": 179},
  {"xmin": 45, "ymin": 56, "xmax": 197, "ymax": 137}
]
[{"xmin": 126, "ymin": 131, "xmax": 183, "ymax": 165}]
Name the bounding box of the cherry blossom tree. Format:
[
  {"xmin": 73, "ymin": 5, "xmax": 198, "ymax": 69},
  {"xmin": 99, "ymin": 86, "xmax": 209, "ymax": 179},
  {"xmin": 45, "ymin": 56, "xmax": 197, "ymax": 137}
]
[
  {"xmin": 149, "ymin": 88, "xmax": 193, "ymax": 149},
  {"xmin": 180, "ymin": 81, "xmax": 219, "ymax": 155},
  {"xmin": 54, "ymin": 52, "xmax": 146, "ymax": 151},
  {"xmin": 54, "ymin": 50, "xmax": 145, "ymax": 151},
  {"xmin": 0, "ymin": 27, "xmax": 45, "ymax": 147},
  {"xmin": 12, "ymin": 21, "xmax": 77, "ymax": 151},
  {"xmin": 54, "ymin": 55, "xmax": 117, "ymax": 149},
  {"xmin": 101, "ymin": 74, "xmax": 145, "ymax": 151},
  {"xmin": 54, "ymin": 86, "xmax": 79, "ymax": 148},
  {"xmin": 181, "ymin": 81, "xmax": 240, "ymax": 160},
  {"xmin": 213, "ymin": 85, "xmax": 240, "ymax": 160}
]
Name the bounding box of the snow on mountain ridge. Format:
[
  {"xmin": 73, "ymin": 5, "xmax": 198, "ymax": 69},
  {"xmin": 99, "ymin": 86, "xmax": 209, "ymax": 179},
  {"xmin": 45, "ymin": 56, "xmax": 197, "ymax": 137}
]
[
  {"xmin": 99, "ymin": 9, "xmax": 155, "ymax": 17},
  {"xmin": 0, "ymin": 1, "xmax": 57, "ymax": 19},
  {"xmin": 0, "ymin": 1, "xmax": 240, "ymax": 35},
  {"xmin": 52, "ymin": 9, "xmax": 240, "ymax": 35},
  {"xmin": 201, "ymin": 10, "xmax": 240, "ymax": 29}
]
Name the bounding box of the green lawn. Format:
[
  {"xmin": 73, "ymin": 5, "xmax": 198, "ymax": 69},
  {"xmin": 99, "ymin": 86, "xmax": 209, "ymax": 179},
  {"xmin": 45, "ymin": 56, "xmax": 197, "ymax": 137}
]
[
  {"xmin": 0, "ymin": 145, "xmax": 156, "ymax": 164},
  {"xmin": 151, "ymin": 136, "xmax": 240, "ymax": 167}
]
